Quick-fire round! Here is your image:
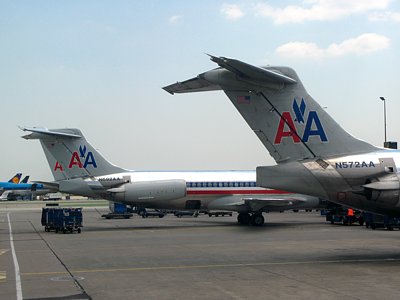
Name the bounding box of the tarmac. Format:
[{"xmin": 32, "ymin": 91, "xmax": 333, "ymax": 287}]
[{"xmin": 2, "ymin": 201, "xmax": 400, "ymax": 300}]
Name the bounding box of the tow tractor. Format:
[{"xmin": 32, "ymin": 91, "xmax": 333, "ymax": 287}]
[
  {"xmin": 325, "ymin": 206, "xmax": 364, "ymax": 226},
  {"xmin": 101, "ymin": 202, "xmax": 133, "ymax": 219}
]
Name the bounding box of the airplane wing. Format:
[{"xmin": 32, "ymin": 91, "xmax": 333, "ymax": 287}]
[
  {"xmin": 33, "ymin": 181, "xmax": 60, "ymax": 191},
  {"xmin": 212, "ymin": 194, "xmax": 319, "ymax": 212},
  {"xmin": 242, "ymin": 197, "xmax": 305, "ymax": 212},
  {"xmin": 239, "ymin": 197, "xmax": 306, "ymax": 211}
]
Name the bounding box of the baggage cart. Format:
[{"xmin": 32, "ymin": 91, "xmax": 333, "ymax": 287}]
[{"xmin": 41, "ymin": 207, "xmax": 83, "ymax": 233}]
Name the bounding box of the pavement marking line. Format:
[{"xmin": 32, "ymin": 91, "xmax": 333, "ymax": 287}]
[
  {"xmin": 0, "ymin": 249, "xmax": 9, "ymax": 282},
  {"xmin": 21, "ymin": 257, "xmax": 400, "ymax": 276},
  {"xmin": 0, "ymin": 249, "xmax": 9, "ymax": 256},
  {"xmin": 7, "ymin": 212, "xmax": 23, "ymax": 300},
  {"xmin": 0, "ymin": 271, "xmax": 6, "ymax": 281}
]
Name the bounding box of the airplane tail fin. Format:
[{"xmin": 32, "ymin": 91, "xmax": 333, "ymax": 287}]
[
  {"xmin": 21, "ymin": 127, "xmax": 127, "ymax": 180},
  {"xmin": 164, "ymin": 55, "xmax": 378, "ymax": 162},
  {"xmin": 20, "ymin": 176, "xmax": 30, "ymax": 183},
  {"xmin": 8, "ymin": 173, "xmax": 22, "ymax": 184}
]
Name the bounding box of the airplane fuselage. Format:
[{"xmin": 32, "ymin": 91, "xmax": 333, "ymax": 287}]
[
  {"xmin": 60, "ymin": 170, "xmax": 322, "ymax": 212},
  {"xmin": 257, "ymin": 150, "xmax": 400, "ymax": 216},
  {"xmin": 0, "ymin": 182, "xmax": 44, "ymax": 190}
]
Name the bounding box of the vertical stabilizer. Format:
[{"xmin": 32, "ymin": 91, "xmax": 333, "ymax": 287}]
[
  {"xmin": 22, "ymin": 127, "xmax": 127, "ymax": 180},
  {"xmin": 8, "ymin": 173, "xmax": 22, "ymax": 183},
  {"xmin": 163, "ymin": 56, "xmax": 378, "ymax": 162}
]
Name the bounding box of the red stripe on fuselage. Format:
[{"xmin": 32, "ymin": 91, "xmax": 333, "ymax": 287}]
[{"xmin": 186, "ymin": 189, "xmax": 291, "ymax": 195}]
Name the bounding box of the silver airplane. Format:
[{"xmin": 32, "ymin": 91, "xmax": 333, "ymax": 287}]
[
  {"xmin": 21, "ymin": 127, "xmax": 323, "ymax": 225},
  {"xmin": 164, "ymin": 55, "xmax": 399, "ymax": 216}
]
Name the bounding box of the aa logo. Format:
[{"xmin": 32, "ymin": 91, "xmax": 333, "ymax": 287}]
[
  {"xmin": 274, "ymin": 98, "xmax": 328, "ymax": 144},
  {"xmin": 54, "ymin": 145, "xmax": 97, "ymax": 171}
]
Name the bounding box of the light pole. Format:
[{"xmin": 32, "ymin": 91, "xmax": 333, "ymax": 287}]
[{"xmin": 380, "ymin": 96, "xmax": 387, "ymax": 145}]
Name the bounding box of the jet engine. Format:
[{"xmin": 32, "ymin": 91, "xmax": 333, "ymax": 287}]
[
  {"xmin": 109, "ymin": 179, "xmax": 187, "ymax": 204},
  {"xmin": 362, "ymin": 175, "xmax": 400, "ymax": 207}
]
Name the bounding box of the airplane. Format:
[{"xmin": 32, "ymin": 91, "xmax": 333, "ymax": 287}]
[
  {"xmin": 0, "ymin": 181, "xmax": 51, "ymax": 201},
  {"xmin": 0, "ymin": 173, "xmax": 46, "ymax": 200},
  {"xmin": 0, "ymin": 173, "xmax": 22, "ymax": 198},
  {"xmin": 163, "ymin": 55, "xmax": 400, "ymax": 217},
  {"xmin": 21, "ymin": 127, "xmax": 324, "ymax": 226},
  {"xmin": 0, "ymin": 175, "xmax": 43, "ymax": 191}
]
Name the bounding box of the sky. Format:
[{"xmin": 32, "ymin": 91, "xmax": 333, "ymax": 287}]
[{"xmin": 0, "ymin": 0, "xmax": 399, "ymax": 181}]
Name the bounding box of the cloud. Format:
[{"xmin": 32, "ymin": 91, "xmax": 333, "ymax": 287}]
[
  {"xmin": 276, "ymin": 33, "xmax": 390, "ymax": 59},
  {"xmin": 220, "ymin": 4, "xmax": 244, "ymax": 20},
  {"xmin": 169, "ymin": 15, "xmax": 183, "ymax": 24},
  {"xmin": 368, "ymin": 11, "xmax": 400, "ymax": 22},
  {"xmin": 254, "ymin": 0, "xmax": 390, "ymax": 24}
]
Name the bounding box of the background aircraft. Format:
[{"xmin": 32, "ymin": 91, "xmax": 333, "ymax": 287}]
[
  {"xmin": 0, "ymin": 173, "xmax": 22, "ymax": 199},
  {"xmin": 0, "ymin": 173, "xmax": 46, "ymax": 200},
  {"xmin": 0, "ymin": 175, "xmax": 42, "ymax": 191},
  {"xmin": 21, "ymin": 127, "xmax": 324, "ymax": 225},
  {"xmin": 164, "ymin": 55, "xmax": 400, "ymax": 217}
]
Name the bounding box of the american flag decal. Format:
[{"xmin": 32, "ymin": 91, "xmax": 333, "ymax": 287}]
[{"xmin": 237, "ymin": 95, "xmax": 251, "ymax": 104}]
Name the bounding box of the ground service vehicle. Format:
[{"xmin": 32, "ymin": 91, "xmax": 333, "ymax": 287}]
[
  {"xmin": 41, "ymin": 207, "xmax": 82, "ymax": 233},
  {"xmin": 102, "ymin": 202, "xmax": 133, "ymax": 219},
  {"xmin": 364, "ymin": 212, "xmax": 400, "ymax": 230},
  {"xmin": 325, "ymin": 207, "xmax": 364, "ymax": 226}
]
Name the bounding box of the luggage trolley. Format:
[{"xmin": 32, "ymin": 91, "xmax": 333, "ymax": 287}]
[{"xmin": 41, "ymin": 207, "xmax": 83, "ymax": 233}]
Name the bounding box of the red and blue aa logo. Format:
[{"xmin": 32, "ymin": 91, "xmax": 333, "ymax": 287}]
[
  {"xmin": 54, "ymin": 145, "xmax": 97, "ymax": 171},
  {"xmin": 274, "ymin": 98, "xmax": 327, "ymax": 144}
]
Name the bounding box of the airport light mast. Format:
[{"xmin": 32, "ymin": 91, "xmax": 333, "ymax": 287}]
[{"xmin": 379, "ymin": 96, "xmax": 387, "ymax": 145}]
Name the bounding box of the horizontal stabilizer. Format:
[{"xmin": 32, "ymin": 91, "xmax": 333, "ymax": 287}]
[
  {"xmin": 207, "ymin": 54, "xmax": 297, "ymax": 84},
  {"xmin": 21, "ymin": 127, "xmax": 82, "ymax": 139},
  {"xmin": 163, "ymin": 76, "xmax": 220, "ymax": 94},
  {"xmin": 163, "ymin": 54, "xmax": 297, "ymax": 95}
]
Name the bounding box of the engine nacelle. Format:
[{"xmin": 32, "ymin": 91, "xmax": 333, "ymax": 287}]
[
  {"xmin": 362, "ymin": 176, "xmax": 400, "ymax": 207},
  {"xmin": 110, "ymin": 179, "xmax": 187, "ymax": 204}
]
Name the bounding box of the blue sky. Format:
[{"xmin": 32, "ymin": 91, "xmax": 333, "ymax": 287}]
[{"xmin": 1, "ymin": 0, "xmax": 399, "ymax": 181}]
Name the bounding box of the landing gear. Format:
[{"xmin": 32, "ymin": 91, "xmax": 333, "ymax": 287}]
[
  {"xmin": 237, "ymin": 213, "xmax": 251, "ymax": 225},
  {"xmin": 251, "ymin": 213, "xmax": 265, "ymax": 226},
  {"xmin": 237, "ymin": 213, "xmax": 265, "ymax": 226}
]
